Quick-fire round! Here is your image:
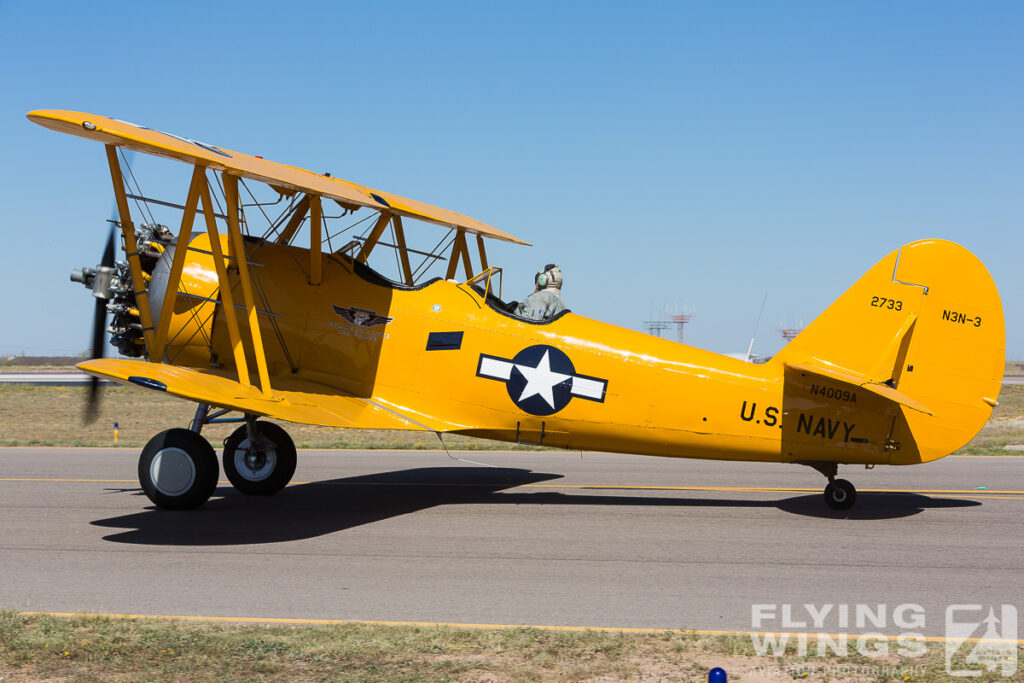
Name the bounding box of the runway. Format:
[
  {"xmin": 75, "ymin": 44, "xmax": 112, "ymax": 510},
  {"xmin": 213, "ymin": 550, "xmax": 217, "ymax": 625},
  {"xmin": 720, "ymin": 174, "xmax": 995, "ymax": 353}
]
[
  {"xmin": 1, "ymin": 448, "xmax": 1021, "ymax": 636},
  {"xmin": 0, "ymin": 372, "xmax": 108, "ymax": 386}
]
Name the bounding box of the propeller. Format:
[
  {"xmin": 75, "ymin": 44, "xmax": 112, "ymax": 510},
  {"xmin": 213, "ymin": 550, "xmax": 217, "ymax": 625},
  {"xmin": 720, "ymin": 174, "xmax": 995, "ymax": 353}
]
[
  {"xmin": 81, "ymin": 149, "xmax": 134, "ymax": 425},
  {"xmin": 84, "ymin": 224, "xmax": 116, "ymax": 424}
]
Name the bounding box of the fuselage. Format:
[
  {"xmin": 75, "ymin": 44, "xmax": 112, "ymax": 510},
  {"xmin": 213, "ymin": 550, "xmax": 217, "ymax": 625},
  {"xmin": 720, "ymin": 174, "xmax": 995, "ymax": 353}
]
[{"xmin": 158, "ymin": 233, "xmax": 929, "ymax": 468}]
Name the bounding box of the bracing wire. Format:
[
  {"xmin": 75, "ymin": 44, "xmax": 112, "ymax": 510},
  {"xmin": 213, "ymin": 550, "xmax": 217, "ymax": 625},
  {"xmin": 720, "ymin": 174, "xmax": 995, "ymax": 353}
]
[
  {"xmin": 435, "ymin": 432, "xmax": 500, "ymax": 468},
  {"xmin": 323, "ymin": 212, "xmax": 334, "ymax": 254},
  {"xmin": 239, "ymin": 178, "xmax": 276, "ymax": 232},
  {"xmin": 250, "ymin": 274, "xmax": 297, "ymax": 372},
  {"xmin": 390, "ymin": 222, "xmax": 402, "ymax": 278},
  {"xmin": 411, "ymin": 230, "xmax": 456, "ymax": 281},
  {"xmin": 211, "ymin": 174, "xmax": 226, "ymax": 219},
  {"xmin": 325, "ymin": 210, "xmax": 378, "ymax": 245},
  {"xmin": 119, "ymin": 149, "xmax": 155, "ymax": 226},
  {"xmin": 166, "ymin": 292, "xmax": 216, "ymax": 365},
  {"xmin": 259, "ymin": 194, "xmax": 300, "ymax": 242}
]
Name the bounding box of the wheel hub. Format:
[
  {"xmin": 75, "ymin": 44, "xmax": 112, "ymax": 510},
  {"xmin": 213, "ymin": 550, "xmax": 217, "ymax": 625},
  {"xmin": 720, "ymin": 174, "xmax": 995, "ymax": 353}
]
[
  {"xmin": 149, "ymin": 447, "xmax": 197, "ymax": 496},
  {"xmin": 245, "ymin": 450, "xmax": 267, "ymax": 470},
  {"xmin": 234, "ymin": 438, "xmax": 278, "ymax": 481}
]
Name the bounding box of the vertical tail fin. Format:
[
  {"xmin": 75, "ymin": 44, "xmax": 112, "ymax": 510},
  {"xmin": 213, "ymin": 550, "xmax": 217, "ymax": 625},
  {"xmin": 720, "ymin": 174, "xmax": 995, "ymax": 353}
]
[{"xmin": 773, "ymin": 239, "xmax": 1004, "ymax": 463}]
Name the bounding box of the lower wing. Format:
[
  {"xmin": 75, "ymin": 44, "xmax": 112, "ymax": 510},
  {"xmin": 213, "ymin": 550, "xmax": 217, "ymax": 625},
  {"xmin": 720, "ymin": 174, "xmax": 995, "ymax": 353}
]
[{"xmin": 78, "ymin": 358, "xmax": 444, "ymax": 432}]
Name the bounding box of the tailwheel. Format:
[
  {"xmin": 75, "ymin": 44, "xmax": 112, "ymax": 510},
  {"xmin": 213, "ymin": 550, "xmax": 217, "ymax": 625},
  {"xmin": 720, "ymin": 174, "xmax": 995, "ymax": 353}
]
[
  {"xmin": 138, "ymin": 428, "xmax": 219, "ymax": 510},
  {"xmin": 824, "ymin": 478, "xmax": 857, "ymax": 511},
  {"xmin": 222, "ymin": 420, "xmax": 296, "ymax": 495}
]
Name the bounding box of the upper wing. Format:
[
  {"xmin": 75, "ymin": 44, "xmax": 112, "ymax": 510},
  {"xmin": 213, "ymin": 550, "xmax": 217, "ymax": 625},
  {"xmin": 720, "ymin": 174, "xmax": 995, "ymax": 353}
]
[
  {"xmin": 78, "ymin": 358, "xmax": 448, "ymax": 431},
  {"xmin": 27, "ymin": 109, "xmax": 530, "ymax": 246}
]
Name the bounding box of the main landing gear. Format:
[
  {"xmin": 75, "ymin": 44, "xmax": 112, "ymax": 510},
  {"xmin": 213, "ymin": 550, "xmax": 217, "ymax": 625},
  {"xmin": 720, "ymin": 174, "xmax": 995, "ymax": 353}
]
[
  {"xmin": 222, "ymin": 420, "xmax": 296, "ymax": 495},
  {"xmin": 137, "ymin": 405, "xmax": 296, "ymax": 509},
  {"xmin": 807, "ymin": 462, "xmax": 858, "ymax": 511},
  {"xmin": 138, "ymin": 428, "xmax": 218, "ymax": 510}
]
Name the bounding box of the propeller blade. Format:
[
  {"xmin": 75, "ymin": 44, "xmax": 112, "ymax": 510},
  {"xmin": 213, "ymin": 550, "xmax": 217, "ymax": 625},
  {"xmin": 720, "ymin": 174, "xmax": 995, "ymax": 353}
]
[
  {"xmin": 84, "ymin": 148, "xmax": 133, "ymax": 424},
  {"xmin": 100, "ymin": 222, "xmax": 116, "ymax": 268},
  {"xmin": 84, "ymin": 297, "xmax": 106, "ymax": 424},
  {"xmin": 84, "ymin": 225, "xmax": 116, "ymax": 424}
]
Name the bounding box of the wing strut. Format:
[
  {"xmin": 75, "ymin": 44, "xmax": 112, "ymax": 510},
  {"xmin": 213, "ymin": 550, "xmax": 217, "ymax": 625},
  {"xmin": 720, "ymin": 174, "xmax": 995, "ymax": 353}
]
[
  {"xmin": 197, "ymin": 174, "xmax": 250, "ymax": 386},
  {"xmin": 392, "ymin": 215, "xmax": 414, "ymax": 285},
  {"xmin": 476, "ymin": 234, "xmax": 489, "ymax": 271},
  {"xmin": 105, "ymin": 145, "xmax": 157, "ymax": 354},
  {"xmin": 445, "ymin": 230, "xmax": 474, "ymax": 280},
  {"xmin": 151, "ymin": 165, "xmax": 205, "ymax": 361},
  {"xmin": 309, "ymin": 194, "xmax": 323, "ymax": 285},
  {"xmin": 358, "ymin": 212, "xmax": 393, "ymax": 263},
  {"xmin": 223, "ymin": 173, "xmax": 273, "ymax": 396},
  {"xmin": 275, "ymin": 195, "xmax": 310, "ymax": 245}
]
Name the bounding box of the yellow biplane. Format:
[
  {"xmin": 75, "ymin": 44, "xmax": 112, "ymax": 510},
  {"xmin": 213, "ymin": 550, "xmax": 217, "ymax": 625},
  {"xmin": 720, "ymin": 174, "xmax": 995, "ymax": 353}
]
[{"xmin": 29, "ymin": 109, "xmax": 1005, "ymax": 511}]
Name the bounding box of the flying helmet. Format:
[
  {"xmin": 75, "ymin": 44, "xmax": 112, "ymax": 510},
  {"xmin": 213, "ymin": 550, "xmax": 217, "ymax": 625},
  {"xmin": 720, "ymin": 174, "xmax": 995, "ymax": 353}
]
[{"xmin": 535, "ymin": 263, "xmax": 562, "ymax": 290}]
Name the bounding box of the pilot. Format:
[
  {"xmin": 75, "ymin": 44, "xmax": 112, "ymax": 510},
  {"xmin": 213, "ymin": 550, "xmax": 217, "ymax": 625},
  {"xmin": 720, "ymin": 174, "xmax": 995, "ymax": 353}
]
[{"xmin": 514, "ymin": 264, "xmax": 565, "ymax": 321}]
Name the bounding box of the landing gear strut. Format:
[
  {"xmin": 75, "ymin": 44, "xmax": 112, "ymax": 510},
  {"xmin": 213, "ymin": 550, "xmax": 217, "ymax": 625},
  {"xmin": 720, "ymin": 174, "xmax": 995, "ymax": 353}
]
[{"xmin": 806, "ymin": 462, "xmax": 858, "ymax": 511}]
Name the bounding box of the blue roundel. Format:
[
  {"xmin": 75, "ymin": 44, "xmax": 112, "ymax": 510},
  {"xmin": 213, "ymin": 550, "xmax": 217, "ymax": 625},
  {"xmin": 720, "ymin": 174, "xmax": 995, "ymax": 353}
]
[{"xmin": 505, "ymin": 345, "xmax": 576, "ymax": 416}]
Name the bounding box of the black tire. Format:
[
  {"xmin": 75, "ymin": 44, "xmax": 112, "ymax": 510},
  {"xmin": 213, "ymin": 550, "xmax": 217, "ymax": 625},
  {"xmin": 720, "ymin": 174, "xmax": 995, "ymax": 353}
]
[
  {"xmin": 824, "ymin": 478, "xmax": 857, "ymax": 511},
  {"xmin": 222, "ymin": 421, "xmax": 297, "ymax": 495},
  {"xmin": 138, "ymin": 428, "xmax": 219, "ymax": 510}
]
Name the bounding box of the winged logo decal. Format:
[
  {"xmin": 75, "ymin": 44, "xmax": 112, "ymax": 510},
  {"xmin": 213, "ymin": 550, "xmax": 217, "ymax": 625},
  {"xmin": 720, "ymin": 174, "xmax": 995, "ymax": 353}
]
[{"xmin": 332, "ymin": 305, "xmax": 393, "ymax": 328}]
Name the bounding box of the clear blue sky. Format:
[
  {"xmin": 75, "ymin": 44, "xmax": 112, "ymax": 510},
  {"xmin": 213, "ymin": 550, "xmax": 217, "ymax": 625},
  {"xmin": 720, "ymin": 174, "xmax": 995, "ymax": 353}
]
[{"xmin": 1, "ymin": 1, "xmax": 1021, "ymax": 359}]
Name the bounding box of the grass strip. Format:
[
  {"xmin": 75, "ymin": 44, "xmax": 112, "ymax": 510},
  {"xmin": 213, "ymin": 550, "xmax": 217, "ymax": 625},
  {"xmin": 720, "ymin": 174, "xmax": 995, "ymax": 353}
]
[{"xmin": 2, "ymin": 610, "xmax": 1019, "ymax": 682}]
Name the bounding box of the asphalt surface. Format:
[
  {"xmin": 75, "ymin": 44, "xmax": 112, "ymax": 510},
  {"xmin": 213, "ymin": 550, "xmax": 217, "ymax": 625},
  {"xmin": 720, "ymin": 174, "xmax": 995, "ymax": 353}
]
[{"xmin": 1, "ymin": 448, "xmax": 1021, "ymax": 636}]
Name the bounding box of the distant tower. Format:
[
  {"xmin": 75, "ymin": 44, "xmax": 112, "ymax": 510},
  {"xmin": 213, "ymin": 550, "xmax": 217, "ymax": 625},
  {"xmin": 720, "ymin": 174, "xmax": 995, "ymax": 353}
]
[
  {"xmin": 778, "ymin": 326, "xmax": 803, "ymax": 343},
  {"xmin": 645, "ymin": 320, "xmax": 671, "ymax": 337},
  {"xmin": 670, "ymin": 314, "xmax": 694, "ymax": 342}
]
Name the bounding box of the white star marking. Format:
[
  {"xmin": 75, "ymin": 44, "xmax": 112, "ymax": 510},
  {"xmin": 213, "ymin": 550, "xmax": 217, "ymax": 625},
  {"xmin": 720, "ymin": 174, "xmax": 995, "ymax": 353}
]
[
  {"xmin": 515, "ymin": 350, "xmax": 571, "ymax": 409},
  {"xmin": 476, "ymin": 349, "xmax": 608, "ymax": 409}
]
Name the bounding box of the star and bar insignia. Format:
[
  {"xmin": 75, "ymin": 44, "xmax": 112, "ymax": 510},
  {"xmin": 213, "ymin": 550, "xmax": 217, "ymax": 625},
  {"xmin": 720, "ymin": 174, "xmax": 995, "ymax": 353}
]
[{"xmin": 476, "ymin": 344, "xmax": 607, "ymax": 416}]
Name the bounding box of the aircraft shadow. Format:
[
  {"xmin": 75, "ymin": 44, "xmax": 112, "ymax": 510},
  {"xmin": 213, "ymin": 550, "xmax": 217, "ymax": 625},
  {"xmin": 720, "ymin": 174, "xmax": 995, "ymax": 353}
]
[
  {"xmin": 94, "ymin": 467, "xmax": 559, "ymax": 546},
  {"xmin": 772, "ymin": 492, "xmax": 980, "ymax": 520},
  {"xmin": 92, "ymin": 467, "xmax": 982, "ymax": 546},
  {"xmin": 493, "ymin": 490, "xmax": 979, "ymax": 520}
]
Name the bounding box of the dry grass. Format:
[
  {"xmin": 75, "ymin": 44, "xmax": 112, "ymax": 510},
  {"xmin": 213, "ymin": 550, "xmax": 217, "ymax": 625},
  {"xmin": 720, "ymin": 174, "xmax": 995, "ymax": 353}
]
[
  {"xmin": 955, "ymin": 385, "xmax": 1024, "ymax": 455},
  {"xmin": 0, "ymin": 384, "xmax": 541, "ymax": 450},
  {"xmin": 1, "ymin": 611, "xmax": 1018, "ymax": 682}
]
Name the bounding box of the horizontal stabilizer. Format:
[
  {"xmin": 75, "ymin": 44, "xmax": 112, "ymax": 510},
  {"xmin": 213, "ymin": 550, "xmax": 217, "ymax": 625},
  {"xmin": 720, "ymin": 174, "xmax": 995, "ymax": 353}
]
[{"xmin": 785, "ymin": 360, "xmax": 933, "ymax": 415}]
